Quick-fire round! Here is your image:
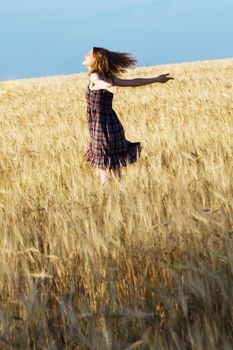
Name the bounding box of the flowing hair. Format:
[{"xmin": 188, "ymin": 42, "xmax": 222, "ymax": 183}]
[{"xmin": 89, "ymin": 47, "xmax": 137, "ymax": 77}]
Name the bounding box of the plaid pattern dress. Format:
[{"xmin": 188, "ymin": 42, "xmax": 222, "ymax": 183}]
[{"xmin": 84, "ymin": 86, "xmax": 142, "ymax": 170}]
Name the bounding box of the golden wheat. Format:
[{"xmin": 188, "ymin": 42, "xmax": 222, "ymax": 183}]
[{"xmin": 0, "ymin": 58, "xmax": 233, "ymax": 349}]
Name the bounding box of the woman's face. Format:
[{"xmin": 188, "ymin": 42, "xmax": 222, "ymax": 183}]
[{"xmin": 82, "ymin": 50, "xmax": 94, "ymax": 68}]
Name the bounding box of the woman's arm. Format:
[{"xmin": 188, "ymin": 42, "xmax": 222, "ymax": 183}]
[
  {"xmin": 113, "ymin": 73, "xmax": 174, "ymax": 87},
  {"xmin": 89, "ymin": 72, "xmax": 174, "ymax": 91}
]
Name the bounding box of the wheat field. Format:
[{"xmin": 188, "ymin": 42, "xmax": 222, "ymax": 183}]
[{"xmin": 0, "ymin": 58, "xmax": 233, "ymax": 349}]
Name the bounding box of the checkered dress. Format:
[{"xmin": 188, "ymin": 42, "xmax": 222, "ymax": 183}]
[{"xmin": 84, "ymin": 86, "xmax": 142, "ymax": 170}]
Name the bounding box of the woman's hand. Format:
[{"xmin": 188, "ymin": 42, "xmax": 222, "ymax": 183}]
[{"xmin": 156, "ymin": 73, "xmax": 174, "ymax": 83}]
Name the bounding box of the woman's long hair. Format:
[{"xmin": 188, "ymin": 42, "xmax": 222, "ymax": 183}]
[{"xmin": 89, "ymin": 47, "xmax": 137, "ymax": 77}]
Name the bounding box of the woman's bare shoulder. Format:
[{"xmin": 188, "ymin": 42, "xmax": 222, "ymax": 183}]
[
  {"xmin": 90, "ymin": 72, "xmax": 100, "ymax": 81},
  {"xmin": 90, "ymin": 72, "xmax": 112, "ymax": 83}
]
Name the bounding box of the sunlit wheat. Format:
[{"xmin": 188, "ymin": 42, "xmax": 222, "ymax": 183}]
[{"xmin": 0, "ymin": 58, "xmax": 233, "ymax": 349}]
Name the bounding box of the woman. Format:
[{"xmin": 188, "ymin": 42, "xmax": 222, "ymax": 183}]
[{"xmin": 82, "ymin": 47, "xmax": 174, "ymax": 187}]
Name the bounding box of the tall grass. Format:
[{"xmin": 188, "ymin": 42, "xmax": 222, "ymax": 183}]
[{"xmin": 0, "ymin": 58, "xmax": 233, "ymax": 349}]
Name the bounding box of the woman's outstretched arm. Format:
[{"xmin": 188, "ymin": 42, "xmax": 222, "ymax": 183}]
[
  {"xmin": 113, "ymin": 73, "xmax": 174, "ymax": 87},
  {"xmin": 89, "ymin": 72, "xmax": 174, "ymax": 91}
]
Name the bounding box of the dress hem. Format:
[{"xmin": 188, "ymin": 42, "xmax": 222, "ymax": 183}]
[{"xmin": 84, "ymin": 142, "xmax": 142, "ymax": 170}]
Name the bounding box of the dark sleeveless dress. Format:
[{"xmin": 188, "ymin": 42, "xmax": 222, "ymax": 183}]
[{"xmin": 84, "ymin": 86, "xmax": 142, "ymax": 170}]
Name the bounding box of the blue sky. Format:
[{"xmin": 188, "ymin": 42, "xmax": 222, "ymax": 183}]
[{"xmin": 0, "ymin": 0, "xmax": 233, "ymax": 81}]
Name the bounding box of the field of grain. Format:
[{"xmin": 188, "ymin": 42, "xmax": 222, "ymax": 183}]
[{"xmin": 0, "ymin": 58, "xmax": 233, "ymax": 349}]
